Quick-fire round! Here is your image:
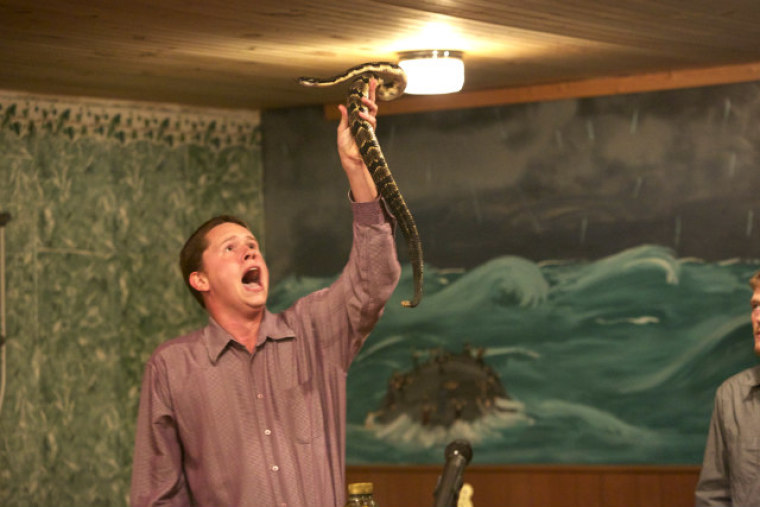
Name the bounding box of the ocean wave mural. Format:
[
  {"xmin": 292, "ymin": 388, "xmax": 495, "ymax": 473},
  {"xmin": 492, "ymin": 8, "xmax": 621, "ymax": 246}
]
[{"xmin": 269, "ymin": 245, "xmax": 759, "ymax": 464}]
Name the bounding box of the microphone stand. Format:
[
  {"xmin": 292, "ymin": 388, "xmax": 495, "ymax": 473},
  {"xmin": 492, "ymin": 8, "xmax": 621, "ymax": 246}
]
[{"xmin": 0, "ymin": 212, "xmax": 10, "ymax": 416}]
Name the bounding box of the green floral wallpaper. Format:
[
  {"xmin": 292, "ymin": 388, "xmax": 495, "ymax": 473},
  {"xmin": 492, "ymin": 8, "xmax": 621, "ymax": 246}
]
[{"xmin": 0, "ymin": 92, "xmax": 263, "ymax": 506}]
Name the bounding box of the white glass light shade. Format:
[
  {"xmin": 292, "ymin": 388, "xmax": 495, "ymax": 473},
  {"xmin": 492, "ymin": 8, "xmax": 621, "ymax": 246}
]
[{"xmin": 398, "ymin": 50, "xmax": 464, "ymax": 95}]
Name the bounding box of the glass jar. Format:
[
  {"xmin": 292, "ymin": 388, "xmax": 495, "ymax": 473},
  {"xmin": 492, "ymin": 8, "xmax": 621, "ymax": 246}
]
[{"xmin": 345, "ymin": 481, "xmax": 377, "ymax": 507}]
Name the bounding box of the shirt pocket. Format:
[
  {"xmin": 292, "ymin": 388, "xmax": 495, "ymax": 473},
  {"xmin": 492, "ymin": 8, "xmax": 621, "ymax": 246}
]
[
  {"xmin": 731, "ymin": 435, "xmax": 760, "ymax": 485},
  {"xmin": 280, "ymin": 377, "xmax": 325, "ymax": 444}
]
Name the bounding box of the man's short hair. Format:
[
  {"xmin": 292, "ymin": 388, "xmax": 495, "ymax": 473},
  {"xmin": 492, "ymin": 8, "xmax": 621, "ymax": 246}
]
[
  {"xmin": 179, "ymin": 215, "xmax": 250, "ymax": 308},
  {"xmin": 750, "ymin": 270, "xmax": 760, "ymax": 291}
]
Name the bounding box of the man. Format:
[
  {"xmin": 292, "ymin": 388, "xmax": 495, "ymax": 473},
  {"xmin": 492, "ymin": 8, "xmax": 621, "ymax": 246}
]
[
  {"xmin": 130, "ymin": 80, "xmax": 402, "ymax": 507},
  {"xmin": 695, "ymin": 270, "xmax": 760, "ymax": 506}
]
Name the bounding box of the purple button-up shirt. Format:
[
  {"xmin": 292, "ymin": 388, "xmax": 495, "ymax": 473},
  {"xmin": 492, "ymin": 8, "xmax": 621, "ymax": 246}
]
[{"xmin": 130, "ymin": 200, "xmax": 401, "ymax": 507}]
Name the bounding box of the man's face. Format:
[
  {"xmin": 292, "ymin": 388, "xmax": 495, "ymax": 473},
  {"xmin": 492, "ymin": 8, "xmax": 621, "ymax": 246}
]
[
  {"xmin": 751, "ymin": 287, "xmax": 760, "ymax": 356},
  {"xmin": 192, "ymin": 222, "xmax": 269, "ymax": 316}
]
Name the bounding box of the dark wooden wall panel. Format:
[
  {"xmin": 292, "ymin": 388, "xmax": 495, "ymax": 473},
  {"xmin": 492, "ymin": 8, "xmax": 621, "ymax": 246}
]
[{"xmin": 346, "ymin": 465, "xmax": 700, "ymax": 507}]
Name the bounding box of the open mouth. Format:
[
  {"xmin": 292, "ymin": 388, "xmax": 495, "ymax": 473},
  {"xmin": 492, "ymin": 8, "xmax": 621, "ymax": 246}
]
[{"xmin": 242, "ymin": 267, "xmax": 261, "ymax": 286}]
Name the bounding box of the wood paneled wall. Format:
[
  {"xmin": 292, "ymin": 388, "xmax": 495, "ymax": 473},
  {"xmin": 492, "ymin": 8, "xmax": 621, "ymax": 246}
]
[{"xmin": 347, "ymin": 465, "xmax": 701, "ymax": 507}]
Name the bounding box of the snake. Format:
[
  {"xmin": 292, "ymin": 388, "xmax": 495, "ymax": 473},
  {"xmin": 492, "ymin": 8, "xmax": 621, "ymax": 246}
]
[{"xmin": 298, "ymin": 63, "xmax": 423, "ymax": 308}]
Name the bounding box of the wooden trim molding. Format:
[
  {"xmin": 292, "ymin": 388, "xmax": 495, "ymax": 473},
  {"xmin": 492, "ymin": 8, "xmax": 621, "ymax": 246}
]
[{"xmin": 324, "ymin": 61, "xmax": 760, "ymax": 119}]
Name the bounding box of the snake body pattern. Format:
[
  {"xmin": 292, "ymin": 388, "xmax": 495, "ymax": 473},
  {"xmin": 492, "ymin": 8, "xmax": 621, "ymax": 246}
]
[{"xmin": 299, "ymin": 63, "xmax": 423, "ymax": 307}]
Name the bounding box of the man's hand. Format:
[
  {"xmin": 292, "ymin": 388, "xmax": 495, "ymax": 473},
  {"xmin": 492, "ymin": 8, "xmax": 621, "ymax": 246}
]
[{"xmin": 336, "ymin": 78, "xmax": 379, "ymax": 202}]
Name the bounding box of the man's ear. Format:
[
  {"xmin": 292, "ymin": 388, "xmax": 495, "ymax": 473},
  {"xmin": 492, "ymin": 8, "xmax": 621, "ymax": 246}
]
[{"xmin": 189, "ymin": 271, "xmax": 209, "ymax": 292}]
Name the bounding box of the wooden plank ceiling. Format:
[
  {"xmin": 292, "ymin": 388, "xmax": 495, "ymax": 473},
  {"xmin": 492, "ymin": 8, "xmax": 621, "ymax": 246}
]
[{"xmin": 1, "ymin": 0, "xmax": 759, "ymax": 111}]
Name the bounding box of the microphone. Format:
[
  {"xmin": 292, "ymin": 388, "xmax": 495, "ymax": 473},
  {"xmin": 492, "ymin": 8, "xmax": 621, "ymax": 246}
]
[{"xmin": 432, "ymin": 439, "xmax": 473, "ymax": 507}]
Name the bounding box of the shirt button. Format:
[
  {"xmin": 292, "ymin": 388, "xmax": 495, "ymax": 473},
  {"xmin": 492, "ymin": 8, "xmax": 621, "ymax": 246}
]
[
  {"xmin": 257, "ymin": 393, "xmax": 264, "ymax": 399},
  {"xmin": 264, "ymin": 429, "xmax": 272, "ymax": 435},
  {"xmin": 271, "ymin": 465, "xmax": 279, "ymax": 472}
]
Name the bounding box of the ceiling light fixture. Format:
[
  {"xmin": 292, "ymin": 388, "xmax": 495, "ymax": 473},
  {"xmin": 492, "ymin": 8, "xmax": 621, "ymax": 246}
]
[{"xmin": 398, "ymin": 50, "xmax": 464, "ymax": 95}]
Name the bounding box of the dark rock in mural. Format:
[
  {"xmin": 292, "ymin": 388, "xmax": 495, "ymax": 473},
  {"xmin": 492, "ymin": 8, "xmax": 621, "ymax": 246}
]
[{"xmin": 368, "ymin": 345, "xmax": 515, "ymax": 428}]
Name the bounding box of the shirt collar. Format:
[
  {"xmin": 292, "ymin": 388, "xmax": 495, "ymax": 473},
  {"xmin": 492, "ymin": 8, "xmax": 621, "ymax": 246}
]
[
  {"xmin": 747, "ymin": 365, "xmax": 760, "ymax": 388},
  {"xmin": 202, "ymin": 310, "xmax": 296, "ymax": 364},
  {"xmin": 258, "ymin": 308, "xmax": 296, "ymax": 343}
]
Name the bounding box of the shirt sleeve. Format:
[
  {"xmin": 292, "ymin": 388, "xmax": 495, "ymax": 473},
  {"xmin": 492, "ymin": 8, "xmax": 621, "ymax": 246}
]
[
  {"xmin": 296, "ymin": 197, "xmax": 401, "ymax": 370},
  {"xmin": 695, "ymin": 391, "xmax": 731, "ymax": 507},
  {"xmin": 130, "ymin": 359, "xmax": 192, "ymax": 507}
]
